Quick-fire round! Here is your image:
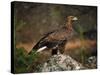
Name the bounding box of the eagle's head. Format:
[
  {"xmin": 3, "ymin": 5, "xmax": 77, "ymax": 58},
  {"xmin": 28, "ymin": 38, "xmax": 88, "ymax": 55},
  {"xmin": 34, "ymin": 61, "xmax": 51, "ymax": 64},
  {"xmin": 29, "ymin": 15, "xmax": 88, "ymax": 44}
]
[
  {"xmin": 66, "ymin": 16, "xmax": 78, "ymax": 30},
  {"xmin": 67, "ymin": 16, "xmax": 78, "ymax": 21}
]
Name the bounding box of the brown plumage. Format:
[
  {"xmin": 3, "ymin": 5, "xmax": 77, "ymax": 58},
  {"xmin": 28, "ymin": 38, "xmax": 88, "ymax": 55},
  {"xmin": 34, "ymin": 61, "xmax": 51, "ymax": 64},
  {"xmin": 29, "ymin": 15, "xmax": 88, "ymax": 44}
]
[{"xmin": 29, "ymin": 16, "xmax": 78, "ymax": 55}]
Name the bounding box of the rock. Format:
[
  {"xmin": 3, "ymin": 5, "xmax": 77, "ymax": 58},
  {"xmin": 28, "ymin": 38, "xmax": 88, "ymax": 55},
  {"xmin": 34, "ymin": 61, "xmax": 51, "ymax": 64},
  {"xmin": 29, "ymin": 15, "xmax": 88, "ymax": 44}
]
[
  {"xmin": 40, "ymin": 54, "xmax": 85, "ymax": 72},
  {"xmin": 85, "ymin": 56, "xmax": 97, "ymax": 69},
  {"xmin": 87, "ymin": 56, "xmax": 97, "ymax": 64}
]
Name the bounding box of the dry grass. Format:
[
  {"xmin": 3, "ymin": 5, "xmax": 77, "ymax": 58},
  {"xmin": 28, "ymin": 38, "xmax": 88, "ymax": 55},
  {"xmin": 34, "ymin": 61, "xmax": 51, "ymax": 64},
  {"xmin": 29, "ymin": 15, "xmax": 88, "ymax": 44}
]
[
  {"xmin": 16, "ymin": 42, "xmax": 35, "ymax": 53},
  {"xmin": 65, "ymin": 39, "xmax": 96, "ymax": 53},
  {"xmin": 64, "ymin": 38, "xmax": 96, "ymax": 63}
]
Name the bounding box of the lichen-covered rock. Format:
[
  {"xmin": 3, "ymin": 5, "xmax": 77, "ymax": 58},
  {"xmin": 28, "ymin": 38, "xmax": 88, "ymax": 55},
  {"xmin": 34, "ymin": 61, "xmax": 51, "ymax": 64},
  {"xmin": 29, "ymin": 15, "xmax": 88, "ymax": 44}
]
[
  {"xmin": 40, "ymin": 54, "xmax": 85, "ymax": 72},
  {"xmin": 85, "ymin": 56, "xmax": 97, "ymax": 69}
]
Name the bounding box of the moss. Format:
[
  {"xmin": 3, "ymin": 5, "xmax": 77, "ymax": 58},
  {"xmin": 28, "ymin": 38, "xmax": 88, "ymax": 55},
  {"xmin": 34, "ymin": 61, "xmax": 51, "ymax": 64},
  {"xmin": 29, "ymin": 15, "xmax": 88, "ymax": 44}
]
[{"xmin": 14, "ymin": 47, "xmax": 39, "ymax": 73}]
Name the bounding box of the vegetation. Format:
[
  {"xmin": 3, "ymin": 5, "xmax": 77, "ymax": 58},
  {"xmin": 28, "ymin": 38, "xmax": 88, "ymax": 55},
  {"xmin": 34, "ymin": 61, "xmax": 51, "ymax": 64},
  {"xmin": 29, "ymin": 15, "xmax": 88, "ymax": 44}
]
[
  {"xmin": 77, "ymin": 24, "xmax": 86, "ymax": 63},
  {"xmin": 14, "ymin": 48, "xmax": 39, "ymax": 73}
]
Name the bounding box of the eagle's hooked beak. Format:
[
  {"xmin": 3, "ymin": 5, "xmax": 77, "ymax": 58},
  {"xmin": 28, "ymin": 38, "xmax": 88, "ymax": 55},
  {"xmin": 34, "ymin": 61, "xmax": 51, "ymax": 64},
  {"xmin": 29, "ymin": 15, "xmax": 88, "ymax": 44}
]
[{"xmin": 72, "ymin": 17, "xmax": 78, "ymax": 20}]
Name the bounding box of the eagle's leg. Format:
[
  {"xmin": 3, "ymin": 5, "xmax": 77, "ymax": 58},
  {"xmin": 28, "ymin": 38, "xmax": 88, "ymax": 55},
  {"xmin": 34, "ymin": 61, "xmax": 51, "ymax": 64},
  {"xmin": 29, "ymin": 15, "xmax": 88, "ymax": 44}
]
[
  {"xmin": 52, "ymin": 48, "xmax": 61, "ymax": 55},
  {"xmin": 52, "ymin": 45, "xmax": 59, "ymax": 55},
  {"xmin": 52, "ymin": 48, "xmax": 58, "ymax": 55}
]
